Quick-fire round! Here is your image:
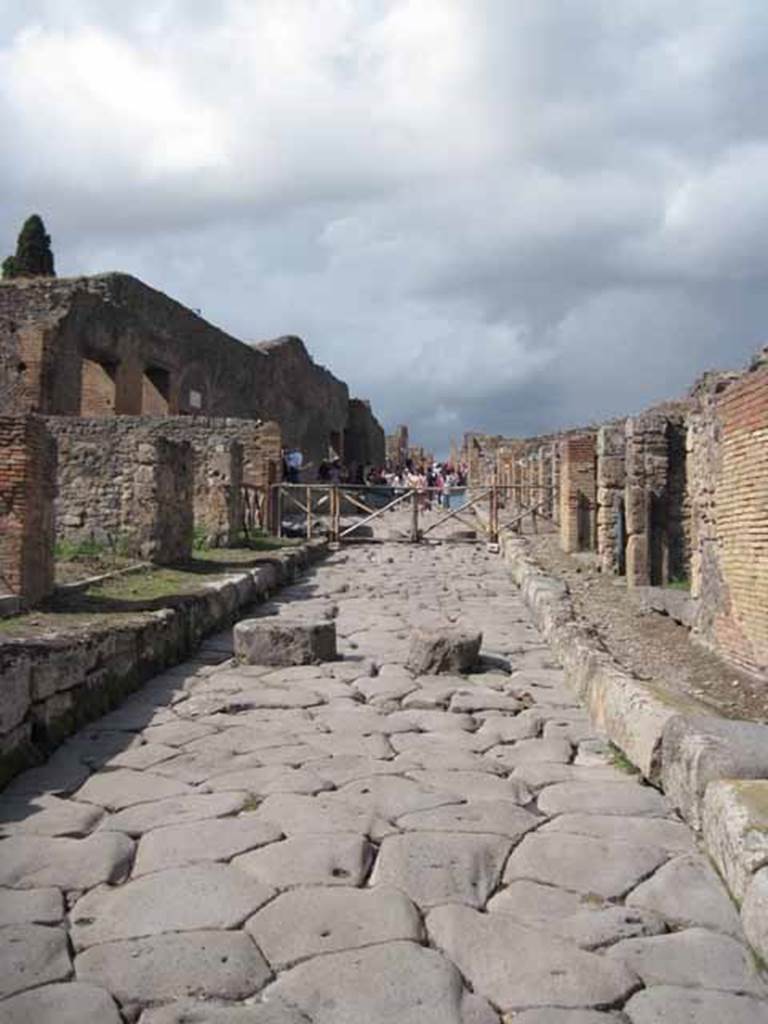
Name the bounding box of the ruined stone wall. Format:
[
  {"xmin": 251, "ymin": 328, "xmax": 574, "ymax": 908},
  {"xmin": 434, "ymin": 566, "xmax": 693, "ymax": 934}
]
[
  {"xmin": 597, "ymin": 424, "xmax": 626, "ymax": 574},
  {"xmin": 0, "ymin": 416, "xmax": 55, "ymax": 606},
  {"xmin": 0, "ymin": 275, "xmax": 362, "ymax": 469},
  {"xmin": 559, "ymin": 433, "xmax": 597, "ymax": 553},
  {"xmin": 344, "ymin": 399, "xmax": 386, "ymax": 470},
  {"xmin": 689, "ymin": 362, "xmax": 768, "ymax": 677}
]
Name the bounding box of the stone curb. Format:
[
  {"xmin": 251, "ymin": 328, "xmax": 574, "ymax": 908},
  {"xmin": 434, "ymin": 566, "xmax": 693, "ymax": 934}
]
[
  {"xmin": 498, "ymin": 529, "xmax": 768, "ymax": 963},
  {"xmin": 0, "ymin": 539, "xmax": 329, "ymax": 788}
]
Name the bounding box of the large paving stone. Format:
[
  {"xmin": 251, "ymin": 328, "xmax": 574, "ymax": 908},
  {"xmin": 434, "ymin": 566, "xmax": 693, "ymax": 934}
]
[
  {"xmin": 0, "ymin": 924, "xmax": 71, "ymax": 998},
  {"xmin": 0, "ymin": 795, "xmax": 103, "ymax": 837},
  {"xmin": 627, "ymin": 853, "xmax": 742, "ymax": 937},
  {"xmin": 510, "ymin": 1013, "xmax": 622, "ymax": 1024},
  {"xmin": 624, "ymin": 985, "xmax": 768, "ymax": 1024},
  {"xmin": 138, "ymin": 1003, "xmax": 309, "ymax": 1023},
  {"xmin": 203, "ymin": 765, "xmax": 332, "ymax": 797},
  {"xmin": 427, "ymin": 903, "xmax": 639, "ymax": 1011},
  {"xmin": 250, "ymin": 793, "xmax": 394, "ymax": 840},
  {"xmin": 511, "ymin": 763, "xmax": 629, "ymax": 790},
  {"xmin": 263, "ymin": 940, "xmax": 498, "ymax": 1024},
  {"xmin": 0, "ymin": 886, "xmax": 62, "ymax": 925},
  {"xmin": 0, "ymin": 982, "xmax": 122, "ymax": 1023},
  {"xmin": 308, "ymin": 755, "xmax": 403, "ymax": 786},
  {"xmin": 107, "ymin": 742, "xmax": 181, "ymax": 770},
  {"xmin": 372, "ymin": 831, "xmax": 511, "ymax": 908},
  {"xmin": 406, "ymin": 628, "xmax": 483, "ymax": 675},
  {"xmin": 405, "ymin": 769, "xmax": 532, "ymax": 803},
  {"xmin": 449, "ymin": 690, "xmax": 522, "ymax": 714},
  {"xmin": 143, "ymin": 720, "xmax": 216, "ymax": 747},
  {"xmin": 233, "ymin": 833, "xmax": 373, "ymax": 888},
  {"xmin": 486, "ymin": 738, "xmax": 573, "ymax": 769},
  {"xmin": 540, "ymin": 813, "xmax": 695, "ymax": 852},
  {"xmin": 393, "ymin": 747, "xmax": 506, "ymax": 774},
  {"xmin": 488, "ymin": 880, "xmax": 665, "ymax": 949},
  {"xmin": 245, "ymin": 884, "xmax": 421, "ymax": 968},
  {"xmin": 0, "ymin": 832, "xmax": 134, "ymax": 889},
  {"xmin": 607, "ymin": 928, "xmax": 767, "ymax": 996},
  {"xmin": 475, "ymin": 711, "xmax": 543, "ymax": 743},
  {"xmin": 134, "ymin": 815, "xmax": 282, "ymax": 875},
  {"xmin": 537, "ymin": 780, "xmax": 670, "ymax": 817},
  {"xmin": 75, "ymin": 930, "xmax": 271, "ymax": 1013},
  {"xmin": 335, "ymin": 775, "xmax": 461, "ymax": 818},
  {"xmin": 397, "ymin": 799, "xmax": 539, "ymax": 838},
  {"xmin": 73, "ymin": 769, "xmax": 194, "ymax": 810},
  {"xmin": 662, "ymin": 715, "xmax": 768, "ymax": 830},
  {"xmin": 70, "ymin": 863, "xmax": 274, "ymax": 948},
  {"xmin": 503, "ymin": 832, "xmax": 668, "ymax": 899},
  {"xmin": 98, "ymin": 791, "xmax": 250, "ymax": 836},
  {"xmin": 234, "ymin": 618, "xmax": 337, "ymax": 665}
]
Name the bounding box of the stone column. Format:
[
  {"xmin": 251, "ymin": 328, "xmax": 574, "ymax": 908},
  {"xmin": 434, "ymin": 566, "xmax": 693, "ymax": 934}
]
[
  {"xmin": 597, "ymin": 424, "xmax": 627, "ymax": 574},
  {"xmin": 0, "ymin": 415, "xmax": 55, "ymax": 608},
  {"xmin": 559, "ymin": 433, "xmax": 597, "ymax": 553},
  {"xmin": 625, "ymin": 413, "xmax": 669, "ymax": 587}
]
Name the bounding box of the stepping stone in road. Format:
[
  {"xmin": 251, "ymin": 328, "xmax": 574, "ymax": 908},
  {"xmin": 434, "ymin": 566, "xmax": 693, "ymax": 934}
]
[
  {"xmin": 0, "ymin": 795, "xmax": 103, "ymax": 838},
  {"xmin": 234, "ymin": 619, "xmax": 337, "ymax": 666},
  {"xmin": 540, "ymin": 813, "xmax": 695, "ymax": 852}
]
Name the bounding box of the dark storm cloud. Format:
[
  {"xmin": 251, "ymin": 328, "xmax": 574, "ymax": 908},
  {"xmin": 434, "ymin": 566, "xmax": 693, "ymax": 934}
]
[{"xmin": 2, "ymin": 1, "xmax": 768, "ymax": 453}]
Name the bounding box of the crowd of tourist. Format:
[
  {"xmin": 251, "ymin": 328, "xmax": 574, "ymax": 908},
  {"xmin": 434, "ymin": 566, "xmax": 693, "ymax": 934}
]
[{"xmin": 283, "ymin": 448, "xmax": 469, "ymax": 510}]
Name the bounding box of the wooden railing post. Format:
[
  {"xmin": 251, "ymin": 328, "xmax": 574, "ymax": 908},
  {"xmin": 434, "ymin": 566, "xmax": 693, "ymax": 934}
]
[{"xmin": 411, "ymin": 489, "xmax": 420, "ymax": 543}]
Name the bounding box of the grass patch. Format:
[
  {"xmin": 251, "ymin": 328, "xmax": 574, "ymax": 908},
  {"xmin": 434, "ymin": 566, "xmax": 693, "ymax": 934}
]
[
  {"xmin": 665, "ymin": 576, "xmax": 690, "ymax": 592},
  {"xmin": 607, "ymin": 743, "xmax": 640, "ymax": 776}
]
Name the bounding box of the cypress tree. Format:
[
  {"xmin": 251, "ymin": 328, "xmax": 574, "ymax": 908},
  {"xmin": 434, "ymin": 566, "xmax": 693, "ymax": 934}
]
[{"xmin": 2, "ymin": 215, "xmax": 56, "ymax": 278}]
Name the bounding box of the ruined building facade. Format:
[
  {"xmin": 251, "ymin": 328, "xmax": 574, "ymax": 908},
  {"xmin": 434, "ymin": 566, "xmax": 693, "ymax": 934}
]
[
  {"xmin": 0, "ymin": 273, "xmax": 385, "ymax": 609},
  {"xmin": 464, "ymin": 350, "xmax": 768, "ymax": 682}
]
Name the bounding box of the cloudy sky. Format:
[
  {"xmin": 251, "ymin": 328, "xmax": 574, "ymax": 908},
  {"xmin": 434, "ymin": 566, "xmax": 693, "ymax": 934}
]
[{"xmin": 2, "ymin": 1, "xmax": 767, "ymax": 452}]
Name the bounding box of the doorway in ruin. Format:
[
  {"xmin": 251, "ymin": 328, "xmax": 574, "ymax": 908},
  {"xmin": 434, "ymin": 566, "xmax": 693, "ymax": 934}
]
[
  {"xmin": 142, "ymin": 366, "xmax": 171, "ymax": 415},
  {"xmin": 80, "ymin": 358, "xmax": 117, "ymax": 416}
]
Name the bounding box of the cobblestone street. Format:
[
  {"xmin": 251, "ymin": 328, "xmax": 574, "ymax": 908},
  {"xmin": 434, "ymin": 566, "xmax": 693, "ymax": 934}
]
[{"xmin": 1, "ymin": 540, "xmax": 766, "ymax": 1023}]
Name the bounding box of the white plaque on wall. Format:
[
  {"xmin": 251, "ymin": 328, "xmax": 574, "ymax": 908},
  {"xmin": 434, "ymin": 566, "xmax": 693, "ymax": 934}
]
[{"xmin": 189, "ymin": 389, "xmax": 202, "ymax": 410}]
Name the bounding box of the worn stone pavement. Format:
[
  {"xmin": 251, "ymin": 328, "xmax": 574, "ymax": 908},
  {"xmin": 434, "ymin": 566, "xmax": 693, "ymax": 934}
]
[{"xmin": 1, "ymin": 539, "xmax": 767, "ymax": 1023}]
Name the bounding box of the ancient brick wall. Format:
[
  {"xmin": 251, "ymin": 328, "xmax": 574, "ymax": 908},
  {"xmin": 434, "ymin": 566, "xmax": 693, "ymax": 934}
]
[
  {"xmin": 0, "ymin": 415, "xmax": 55, "ymax": 606},
  {"xmin": 0, "ymin": 275, "xmax": 361, "ymax": 469},
  {"xmin": 559, "ymin": 433, "xmax": 597, "ymax": 553},
  {"xmin": 689, "ymin": 364, "xmax": 768, "ymax": 677}
]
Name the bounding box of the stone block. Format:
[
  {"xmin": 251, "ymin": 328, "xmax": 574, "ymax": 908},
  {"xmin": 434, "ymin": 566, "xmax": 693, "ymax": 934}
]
[
  {"xmin": 406, "ymin": 628, "xmax": 482, "ymax": 675},
  {"xmin": 742, "ymin": 867, "xmax": 768, "ymax": 965},
  {"xmin": 234, "ymin": 618, "xmax": 337, "ymax": 666},
  {"xmin": 703, "ymin": 780, "xmax": 768, "ymax": 901},
  {"xmin": 661, "ymin": 715, "xmax": 768, "ymax": 830}
]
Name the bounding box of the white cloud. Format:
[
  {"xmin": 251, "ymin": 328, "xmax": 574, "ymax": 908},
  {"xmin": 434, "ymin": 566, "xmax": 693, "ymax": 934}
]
[{"xmin": 2, "ymin": 0, "xmax": 768, "ymax": 452}]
